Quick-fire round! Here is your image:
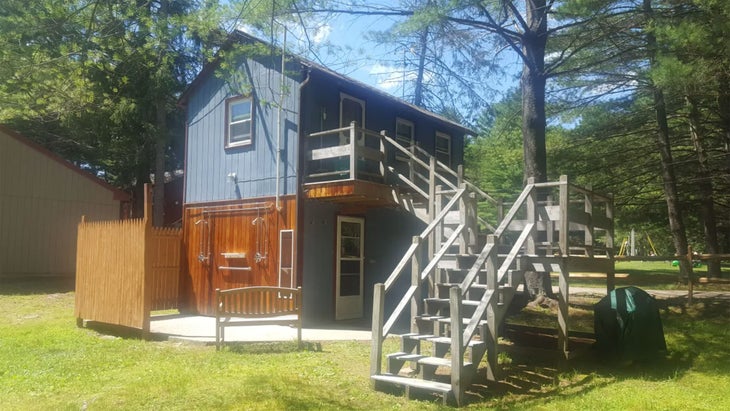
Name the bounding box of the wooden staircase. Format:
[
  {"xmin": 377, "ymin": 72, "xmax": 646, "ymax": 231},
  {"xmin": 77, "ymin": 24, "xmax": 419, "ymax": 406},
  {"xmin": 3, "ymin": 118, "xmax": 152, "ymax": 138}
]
[{"xmin": 371, "ymin": 167, "xmax": 615, "ymax": 405}]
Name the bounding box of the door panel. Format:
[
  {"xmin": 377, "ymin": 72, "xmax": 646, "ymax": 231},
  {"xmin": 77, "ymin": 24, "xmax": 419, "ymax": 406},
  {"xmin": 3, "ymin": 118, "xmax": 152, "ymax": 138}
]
[{"xmin": 335, "ymin": 216, "xmax": 364, "ymax": 320}]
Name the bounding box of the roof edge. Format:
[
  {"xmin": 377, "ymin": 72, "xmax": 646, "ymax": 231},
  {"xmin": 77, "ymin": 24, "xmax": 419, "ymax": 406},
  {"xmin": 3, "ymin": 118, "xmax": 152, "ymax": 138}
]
[{"xmin": 0, "ymin": 125, "xmax": 131, "ymax": 202}]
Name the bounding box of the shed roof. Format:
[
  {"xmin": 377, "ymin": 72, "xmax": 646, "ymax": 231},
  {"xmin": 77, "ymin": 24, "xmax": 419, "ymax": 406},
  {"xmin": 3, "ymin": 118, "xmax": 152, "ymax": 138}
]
[
  {"xmin": 179, "ymin": 30, "xmax": 476, "ymax": 136},
  {"xmin": 0, "ymin": 125, "xmax": 131, "ymax": 202}
]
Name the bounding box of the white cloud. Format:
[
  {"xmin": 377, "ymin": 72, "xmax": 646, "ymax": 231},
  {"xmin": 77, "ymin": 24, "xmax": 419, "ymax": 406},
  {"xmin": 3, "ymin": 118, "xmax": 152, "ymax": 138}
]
[
  {"xmin": 311, "ymin": 24, "xmax": 331, "ymax": 44},
  {"xmin": 369, "ymin": 63, "xmax": 432, "ymax": 92}
]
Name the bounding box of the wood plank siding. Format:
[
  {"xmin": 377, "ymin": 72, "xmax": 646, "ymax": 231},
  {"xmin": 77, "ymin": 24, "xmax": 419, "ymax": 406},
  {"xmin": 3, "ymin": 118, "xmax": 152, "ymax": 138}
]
[
  {"xmin": 0, "ymin": 126, "xmax": 127, "ymax": 279},
  {"xmin": 184, "ymin": 55, "xmax": 301, "ymax": 204},
  {"xmin": 180, "ymin": 196, "xmax": 297, "ymax": 315}
]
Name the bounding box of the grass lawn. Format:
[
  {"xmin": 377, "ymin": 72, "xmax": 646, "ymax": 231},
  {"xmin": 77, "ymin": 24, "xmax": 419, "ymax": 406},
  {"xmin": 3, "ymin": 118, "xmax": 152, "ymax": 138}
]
[
  {"xmin": 561, "ymin": 260, "xmax": 730, "ymax": 291},
  {"xmin": 1, "ymin": 279, "xmax": 730, "ymax": 410}
]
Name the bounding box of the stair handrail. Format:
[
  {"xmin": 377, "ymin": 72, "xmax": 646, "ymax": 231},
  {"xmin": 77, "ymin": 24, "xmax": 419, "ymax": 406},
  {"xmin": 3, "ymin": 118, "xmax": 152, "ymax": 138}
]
[
  {"xmin": 371, "ymin": 186, "xmax": 468, "ymax": 378},
  {"xmin": 461, "ymin": 222, "xmax": 535, "ymax": 346},
  {"xmin": 383, "ymin": 187, "xmax": 466, "ymax": 292}
]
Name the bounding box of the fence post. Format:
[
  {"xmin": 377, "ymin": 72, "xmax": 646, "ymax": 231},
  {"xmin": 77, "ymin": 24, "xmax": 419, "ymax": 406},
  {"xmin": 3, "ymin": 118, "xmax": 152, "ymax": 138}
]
[
  {"xmin": 142, "ymin": 183, "xmax": 153, "ymax": 337},
  {"xmin": 371, "ymin": 283, "xmax": 385, "ymax": 379}
]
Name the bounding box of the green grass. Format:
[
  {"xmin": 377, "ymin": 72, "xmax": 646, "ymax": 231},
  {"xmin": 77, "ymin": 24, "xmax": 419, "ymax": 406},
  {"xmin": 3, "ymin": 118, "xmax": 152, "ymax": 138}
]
[
  {"xmin": 1, "ymin": 279, "xmax": 730, "ymax": 410},
  {"xmin": 561, "ymin": 260, "xmax": 730, "ymax": 291}
]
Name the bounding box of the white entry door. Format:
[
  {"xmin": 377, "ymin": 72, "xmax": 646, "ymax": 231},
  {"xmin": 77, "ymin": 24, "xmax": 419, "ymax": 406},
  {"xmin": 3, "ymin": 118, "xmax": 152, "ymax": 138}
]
[{"xmin": 335, "ymin": 216, "xmax": 364, "ymax": 320}]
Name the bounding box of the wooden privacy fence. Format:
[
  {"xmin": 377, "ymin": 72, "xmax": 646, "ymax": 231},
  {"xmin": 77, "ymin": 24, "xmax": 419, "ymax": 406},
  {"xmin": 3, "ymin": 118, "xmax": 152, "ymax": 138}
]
[{"xmin": 75, "ymin": 188, "xmax": 181, "ymax": 333}]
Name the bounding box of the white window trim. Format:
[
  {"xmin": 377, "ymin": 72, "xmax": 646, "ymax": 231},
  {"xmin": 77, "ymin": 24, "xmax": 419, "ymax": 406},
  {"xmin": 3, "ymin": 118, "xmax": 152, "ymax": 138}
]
[
  {"xmin": 225, "ymin": 95, "xmax": 254, "ymax": 148},
  {"xmin": 278, "ymin": 229, "xmax": 295, "ymax": 290},
  {"xmin": 395, "ymin": 118, "xmax": 414, "ymax": 147},
  {"xmin": 435, "ymin": 131, "xmax": 451, "ymax": 167},
  {"xmin": 339, "ymin": 92, "xmax": 366, "ymax": 128}
]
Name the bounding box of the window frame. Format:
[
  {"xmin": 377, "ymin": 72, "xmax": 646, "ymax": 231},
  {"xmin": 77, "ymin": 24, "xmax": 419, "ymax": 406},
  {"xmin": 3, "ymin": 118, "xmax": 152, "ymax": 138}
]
[
  {"xmin": 225, "ymin": 95, "xmax": 254, "ymax": 149},
  {"xmin": 395, "ymin": 118, "xmax": 415, "ymax": 162},
  {"xmin": 435, "ymin": 131, "xmax": 451, "ymax": 167}
]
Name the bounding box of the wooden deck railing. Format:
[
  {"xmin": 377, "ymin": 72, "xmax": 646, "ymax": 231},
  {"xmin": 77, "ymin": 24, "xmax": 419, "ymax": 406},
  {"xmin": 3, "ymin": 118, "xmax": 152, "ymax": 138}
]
[{"xmin": 75, "ymin": 185, "xmax": 181, "ymax": 333}]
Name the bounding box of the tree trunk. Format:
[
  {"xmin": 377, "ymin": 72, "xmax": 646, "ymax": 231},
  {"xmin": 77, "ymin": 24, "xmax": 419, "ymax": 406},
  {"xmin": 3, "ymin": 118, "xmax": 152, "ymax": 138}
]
[
  {"xmin": 643, "ymin": 0, "xmax": 690, "ymax": 281},
  {"xmin": 685, "ymin": 95, "xmax": 721, "ymax": 277},
  {"xmin": 153, "ymin": 98, "xmax": 167, "ymax": 227},
  {"xmin": 521, "ymin": 0, "xmax": 553, "ymax": 300},
  {"xmin": 413, "ymin": 27, "xmax": 429, "ymax": 108}
]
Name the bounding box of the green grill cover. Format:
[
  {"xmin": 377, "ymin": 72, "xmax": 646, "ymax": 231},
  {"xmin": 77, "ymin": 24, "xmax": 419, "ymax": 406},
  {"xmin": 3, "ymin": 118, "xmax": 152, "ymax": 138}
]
[{"xmin": 594, "ymin": 286, "xmax": 667, "ymax": 360}]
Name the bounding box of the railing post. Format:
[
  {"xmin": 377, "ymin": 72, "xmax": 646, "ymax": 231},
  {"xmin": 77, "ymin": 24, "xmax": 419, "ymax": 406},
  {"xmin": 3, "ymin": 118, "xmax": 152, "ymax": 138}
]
[
  {"xmin": 433, "ymin": 184, "xmax": 443, "ymax": 298},
  {"xmin": 429, "ymin": 155, "xmax": 437, "ymax": 222},
  {"xmin": 468, "ymin": 192, "xmax": 478, "ymax": 254},
  {"xmin": 526, "ymin": 177, "xmax": 536, "ymax": 255},
  {"xmin": 379, "ymin": 130, "xmax": 387, "ymax": 182},
  {"xmin": 559, "ymin": 175, "xmax": 569, "ymax": 257},
  {"xmin": 349, "ymin": 121, "xmax": 357, "ymax": 180},
  {"xmin": 450, "ymin": 286, "xmax": 464, "ymax": 407},
  {"xmin": 484, "ymin": 235, "xmax": 499, "ymax": 381},
  {"xmin": 410, "ymin": 236, "xmax": 422, "ymax": 333},
  {"xmin": 371, "ymin": 283, "xmax": 385, "ymax": 378},
  {"xmin": 584, "ymin": 184, "xmax": 594, "ymax": 258},
  {"xmin": 606, "ymin": 194, "xmax": 615, "ymax": 292},
  {"xmin": 557, "ymin": 175, "xmax": 570, "ymax": 357},
  {"xmin": 457, "ymin": 164, "xmax": 464, "ymax": 187}
]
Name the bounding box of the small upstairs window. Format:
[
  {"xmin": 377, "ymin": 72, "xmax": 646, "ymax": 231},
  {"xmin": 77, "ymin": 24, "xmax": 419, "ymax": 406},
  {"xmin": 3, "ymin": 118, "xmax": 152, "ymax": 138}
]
[
  {"xmin": 435, "ymin": 131, "xmax": 451, "ymax": 166},
  {"xmin": 226, "ymin": 96, "xmax": 254, "ymax": 148}
]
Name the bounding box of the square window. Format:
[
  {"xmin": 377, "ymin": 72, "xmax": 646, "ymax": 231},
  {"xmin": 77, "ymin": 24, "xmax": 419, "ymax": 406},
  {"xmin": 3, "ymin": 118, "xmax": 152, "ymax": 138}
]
[
  {"xmin": 435, "ymin": 132, "xmax": 451, "ymax": 166},
  {"xmin": 226, "ymin": 96, "xmax": 254, "ymax": 148}
]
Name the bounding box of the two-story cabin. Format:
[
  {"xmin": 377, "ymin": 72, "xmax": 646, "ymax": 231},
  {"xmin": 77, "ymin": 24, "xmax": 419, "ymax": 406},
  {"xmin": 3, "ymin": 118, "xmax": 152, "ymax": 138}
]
[{"xmin": 178, "ymin": 30, "xmax": 473, "ymax": 323}]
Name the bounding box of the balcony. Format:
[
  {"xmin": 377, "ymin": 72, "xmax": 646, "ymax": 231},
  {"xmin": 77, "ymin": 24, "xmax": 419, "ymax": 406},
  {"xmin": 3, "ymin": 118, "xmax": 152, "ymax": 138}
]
[{"xmin": 302, "ymin": 124, "xmax": 394, "ymax": 207}]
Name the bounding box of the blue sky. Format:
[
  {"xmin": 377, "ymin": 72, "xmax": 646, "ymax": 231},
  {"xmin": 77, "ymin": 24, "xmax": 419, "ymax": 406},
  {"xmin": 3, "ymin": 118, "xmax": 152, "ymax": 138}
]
[{"xmin": 239, "ymin": 7, "xmax": 523, "ymax": 122}]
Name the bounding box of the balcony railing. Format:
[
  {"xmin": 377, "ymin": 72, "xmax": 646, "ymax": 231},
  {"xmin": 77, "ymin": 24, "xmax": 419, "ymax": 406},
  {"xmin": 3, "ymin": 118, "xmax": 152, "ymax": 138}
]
[{"xmin": 304, "ymin": 122, "xmax": 386, "ymax": 184}]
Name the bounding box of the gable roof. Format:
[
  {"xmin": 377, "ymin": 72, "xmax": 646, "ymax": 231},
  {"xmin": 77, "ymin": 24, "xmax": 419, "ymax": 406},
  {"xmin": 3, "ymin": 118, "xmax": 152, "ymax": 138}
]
[
  {"xmin": 0, "ymin": 125, "xmax": 131, "ymax": 202},
  {"xmin": 179, "ymin": 30, "xmax": 476, "ymax": 136}
]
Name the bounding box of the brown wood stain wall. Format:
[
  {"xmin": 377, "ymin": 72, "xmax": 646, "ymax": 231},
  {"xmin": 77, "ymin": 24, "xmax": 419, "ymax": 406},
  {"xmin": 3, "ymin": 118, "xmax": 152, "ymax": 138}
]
[{"xmin": 180, "ymin": 196, "xmax": 297, "ymax": 315}]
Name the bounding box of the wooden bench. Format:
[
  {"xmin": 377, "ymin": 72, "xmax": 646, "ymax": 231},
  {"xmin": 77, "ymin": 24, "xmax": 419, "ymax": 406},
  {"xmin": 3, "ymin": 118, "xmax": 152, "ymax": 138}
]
[{"xmin": 215, "ymin": 286, "xmax": 302, "ymax": 350}]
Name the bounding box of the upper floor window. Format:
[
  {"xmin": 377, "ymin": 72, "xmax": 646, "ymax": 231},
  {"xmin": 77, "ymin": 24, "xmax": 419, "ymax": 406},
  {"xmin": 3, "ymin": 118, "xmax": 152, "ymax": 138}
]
[
  {"xmin": 226, "ymin": 96, "xmax": 253, "ymax": 148},
  {"xmin": 435, "ymin": 131, "xmax": 451, "ymax": 166}
]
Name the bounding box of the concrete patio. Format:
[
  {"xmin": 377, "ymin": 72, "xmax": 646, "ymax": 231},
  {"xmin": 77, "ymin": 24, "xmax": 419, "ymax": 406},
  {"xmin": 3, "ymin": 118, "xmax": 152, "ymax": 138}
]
[{"xmin": 149, "ymin": 314, "xmax": 372, "ymax": 344}]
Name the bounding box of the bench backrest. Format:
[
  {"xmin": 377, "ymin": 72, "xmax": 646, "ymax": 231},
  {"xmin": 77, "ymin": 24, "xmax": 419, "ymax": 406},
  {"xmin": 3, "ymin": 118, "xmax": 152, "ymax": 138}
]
[{"xmin": 216, "ymin": 287, "xmax": 301, "ymax": 318}]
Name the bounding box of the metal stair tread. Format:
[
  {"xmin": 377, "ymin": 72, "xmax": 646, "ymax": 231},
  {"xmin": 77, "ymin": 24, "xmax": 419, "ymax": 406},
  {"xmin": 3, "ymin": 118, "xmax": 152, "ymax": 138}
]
[{"xmin": 371, "ymin": 374, "xmax": 453, "ymax": 394}]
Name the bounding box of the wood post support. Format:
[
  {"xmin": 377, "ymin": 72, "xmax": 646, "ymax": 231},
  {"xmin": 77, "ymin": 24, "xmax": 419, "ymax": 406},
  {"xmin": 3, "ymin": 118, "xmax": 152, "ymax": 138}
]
[
  {"xmin": 450, "ymin": 286, "xmax": 464, "ymax": 407},
  {"xmin": 371, "ymin": 283, "xmax": 385, "ymax": 378}
]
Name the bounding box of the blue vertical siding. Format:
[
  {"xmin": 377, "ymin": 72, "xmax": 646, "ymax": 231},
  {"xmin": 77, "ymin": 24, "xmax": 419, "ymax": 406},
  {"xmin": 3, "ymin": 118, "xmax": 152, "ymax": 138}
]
[{"xmin": 185, "ymin": 56, "xmax": 301, "ymax": 203}]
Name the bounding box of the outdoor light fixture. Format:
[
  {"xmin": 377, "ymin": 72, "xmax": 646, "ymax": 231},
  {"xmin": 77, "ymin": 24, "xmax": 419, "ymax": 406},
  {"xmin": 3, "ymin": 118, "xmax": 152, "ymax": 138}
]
[{"xmin": 226, "ymin": 172, "xmax": 238, "ymax": 184}]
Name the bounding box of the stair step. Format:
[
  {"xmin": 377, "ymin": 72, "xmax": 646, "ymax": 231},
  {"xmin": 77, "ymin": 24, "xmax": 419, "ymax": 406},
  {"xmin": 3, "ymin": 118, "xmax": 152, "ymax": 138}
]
[
  {"xmin": 401, "ymin": 333, "xmax": 437, "ymax": 340},
  {"xmin": 388, "ymin": 352, "xmax": 426, "ymax": 362},
  {"xmin": 371, "ymin": 374, "xmax": 452, "ymax": 394},
  {"xmin": 418, "ymin": 356, "xmax": 472, "ymax": 368},
  {"xmin": 425, "ymin": 298, "xmax": 481, "ymax": 307},
  {"xmin": 438, "ymin": 282, "xmax": 489, "ymax": 289},
  {"xmin": 429, "ymin": 337, "xmax": 486, "ymax": 347}
]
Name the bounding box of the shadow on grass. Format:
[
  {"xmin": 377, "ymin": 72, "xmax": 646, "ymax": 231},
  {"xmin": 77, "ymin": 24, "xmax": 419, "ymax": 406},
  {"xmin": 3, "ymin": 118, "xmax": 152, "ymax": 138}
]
[
  {"xmin": 460, "ymin": 296, "xmax": 730, "ymax": 407},
  {"xmin": 0, "ymin": 278, "xmax": 75, "ymax": 295}
]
